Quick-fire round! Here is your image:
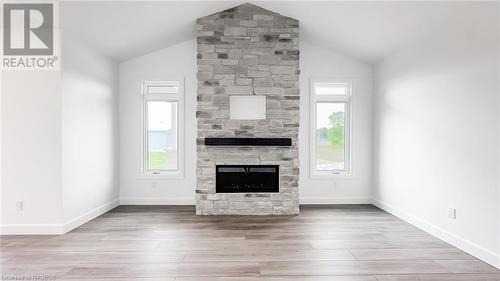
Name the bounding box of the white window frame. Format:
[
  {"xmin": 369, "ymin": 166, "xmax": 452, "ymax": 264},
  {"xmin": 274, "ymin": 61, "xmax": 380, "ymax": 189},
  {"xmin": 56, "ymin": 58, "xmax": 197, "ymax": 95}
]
[
  {"xmin": 141, "ymin": 80, "xmax": 184, "ymax": 178},
  {"xmin": 310, "ymin": 78, "xmax": 352, "ymax": 178}
]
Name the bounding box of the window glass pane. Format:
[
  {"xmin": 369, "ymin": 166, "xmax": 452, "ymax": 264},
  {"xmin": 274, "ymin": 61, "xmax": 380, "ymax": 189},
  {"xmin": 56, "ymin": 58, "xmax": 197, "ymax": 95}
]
[
  {"xmin": 315, "ymin": 102, "xmax": 345, "ymax": 171},
  {"xmin": 147, "ymin": 101, "xmax": 178, "ymax": 171},
  {"xmin": 315, "ymin": 83, "xmax": 348, "ymax": 95}
]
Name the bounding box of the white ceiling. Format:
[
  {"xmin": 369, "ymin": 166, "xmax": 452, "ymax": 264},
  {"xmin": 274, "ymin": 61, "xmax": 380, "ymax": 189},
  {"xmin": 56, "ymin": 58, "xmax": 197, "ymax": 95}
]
[{"xmin": 60, "ymin": 1, "xmax": 498, "ymax": 63}]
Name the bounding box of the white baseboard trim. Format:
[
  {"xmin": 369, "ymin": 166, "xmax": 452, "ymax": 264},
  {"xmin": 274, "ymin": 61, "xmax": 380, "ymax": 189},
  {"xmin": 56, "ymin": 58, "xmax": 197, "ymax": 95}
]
[
  {"xmin": 0, "ymin": 199, "xmax": 120, "ymax": 235},
  {"xmin": 120, "ymin": 197, "xmax": 195, "ymax": 205},
  {"xmin": 372, "ymin": 198, "xmax": 500, "ymax": 269},
  {"xmin": 120, "ymin": 197, "xmax": 372, "ymax": 205},
  {"xmin": 62, "ymin": 199, "xmax": 120, "ymax": 233},
  {"xmin": 300, "ymin": 197, "xmax": 372, "ymax": 205}
]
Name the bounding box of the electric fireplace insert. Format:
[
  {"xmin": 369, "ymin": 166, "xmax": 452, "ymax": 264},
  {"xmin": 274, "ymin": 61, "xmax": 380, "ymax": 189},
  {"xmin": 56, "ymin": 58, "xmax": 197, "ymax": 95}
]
[{"xmin": 216, "ymin": 165, "xmax": 279, "ymax": 193}]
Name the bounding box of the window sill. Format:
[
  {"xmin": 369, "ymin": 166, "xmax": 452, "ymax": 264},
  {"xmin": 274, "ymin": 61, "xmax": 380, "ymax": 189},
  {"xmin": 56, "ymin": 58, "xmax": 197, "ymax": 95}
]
[
  {"xmin": 310, "ymin": 172, "xmax": 354, "ymax": 180},
  {"xmin": 138, "ymin": 171, "xmax": 184, "ymax": 180}
]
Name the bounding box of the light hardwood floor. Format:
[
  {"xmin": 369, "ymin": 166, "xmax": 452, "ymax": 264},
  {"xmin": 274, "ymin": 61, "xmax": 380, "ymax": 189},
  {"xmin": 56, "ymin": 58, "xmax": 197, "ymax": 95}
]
[{"xmin": 1, "ymin": 205, "xmax": 499, "ymax": 280}]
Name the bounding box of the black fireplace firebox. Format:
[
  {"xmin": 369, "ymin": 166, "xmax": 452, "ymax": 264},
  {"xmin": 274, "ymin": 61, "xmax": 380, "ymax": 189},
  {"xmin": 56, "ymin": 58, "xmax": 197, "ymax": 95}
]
[{"xmin": 216, "ymin": 165, "xmax": 279, "ymax": 193}]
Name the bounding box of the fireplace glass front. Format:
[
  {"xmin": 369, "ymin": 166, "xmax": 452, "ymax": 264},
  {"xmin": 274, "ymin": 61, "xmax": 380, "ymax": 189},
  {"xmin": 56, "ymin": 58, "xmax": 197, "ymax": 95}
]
[{"xmin": 216, "ymin": 165, "xmax": 279, "ymax": 193}]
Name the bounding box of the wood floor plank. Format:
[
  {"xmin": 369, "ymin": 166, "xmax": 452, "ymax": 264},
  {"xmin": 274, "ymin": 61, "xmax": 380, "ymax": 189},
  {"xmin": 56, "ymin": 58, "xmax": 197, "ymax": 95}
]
[
  {"xmin": 1, "ymin": 251, "xmax": 186, "ymax": 264},
  {"xmin": 156, "ymin": 240, "xmax": 313, "ymax": 251},
  {"xmin": 259, "ymin": 260, "xmax": 450, "ymax": 276},
  {"xmin": 5, "ymin": 240, "xmax": 160, "ymax": 252},
  {"xmin": 184, "ymin": 249, "xmax": 355, "ymax": 262},
  {"xmin": 61, "ymin": 262, "xmax": 261, "ymax": 278},
  {"xmin": 434, "ymin": 260, "xmax": 500, "ymax": 274},
  {"xmin": 57, "ymin": 277, "xmax": 377, "ymax": 281},
  {"xmin": 102, "ymin": 231, "xmax": 247, "ymax": 241},
  {"xmin": 374, "ymin": 274, "xmax": 500, "ymax": 280},
  {"xmin": 244, "ymin": 231, "xmax": 432, "ymax": 240},
  {"xmin": 310, "ymin": 239, "xmax": 451, "ymax": 250},
  {"xmin": 350, "ymin": 248, "xmax": 475, "ymax": 260},
  {"xmin": 57, "ymin": 279, "xmax": 175, "ymax": 281},
  {"xmin": 175, "ymin": 277, "xmax": 377, "ymax": 281}
]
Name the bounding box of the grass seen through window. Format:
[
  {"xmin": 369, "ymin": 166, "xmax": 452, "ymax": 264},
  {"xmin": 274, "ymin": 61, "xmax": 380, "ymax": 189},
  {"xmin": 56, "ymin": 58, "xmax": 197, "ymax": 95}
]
[{"xmin": 316, "ymin": 103, "xmax": 346, "ymax": 171}]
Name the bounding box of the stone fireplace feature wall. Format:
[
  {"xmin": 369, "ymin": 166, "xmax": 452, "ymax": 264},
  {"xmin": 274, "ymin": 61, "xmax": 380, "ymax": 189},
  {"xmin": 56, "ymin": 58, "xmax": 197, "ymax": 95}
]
[{"xmin": 196, "ymin": 3, "xmax": 300, "ymax": 215}]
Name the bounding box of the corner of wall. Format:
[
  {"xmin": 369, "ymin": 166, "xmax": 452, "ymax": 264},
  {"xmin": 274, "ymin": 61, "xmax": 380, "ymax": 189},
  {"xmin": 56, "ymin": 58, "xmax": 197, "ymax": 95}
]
[
  {"xmin": 62, "ymin": 199, "xmax": 119, "ymax": 233},
  {"xmin": 61, "ymin": 34, "xmax": 121, "ymax": 228}
]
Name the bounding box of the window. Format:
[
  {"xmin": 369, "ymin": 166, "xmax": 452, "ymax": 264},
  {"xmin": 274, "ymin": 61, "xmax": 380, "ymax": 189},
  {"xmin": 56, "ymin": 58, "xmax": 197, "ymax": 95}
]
[
  {"xmin": 142, "ymin": 81, "xmax": 183, "ymax": 176},
  {"xmin": 310, "ymin": 79, "xmax": 351, "ymax": 176}
]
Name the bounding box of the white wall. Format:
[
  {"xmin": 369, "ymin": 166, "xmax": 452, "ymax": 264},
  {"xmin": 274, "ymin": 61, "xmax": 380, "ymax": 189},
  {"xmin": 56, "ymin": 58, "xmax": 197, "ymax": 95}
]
[
  {"xmin": 0, "ymin": 69, "xmax": 2, "ymax": 230},
  {"xmin": 0, "ymin": 34, "xmax": 119, "ymax": 234},
  {"xmin": 61, "ymin": 35, "xmax": 120, "ymax": 228},
  {"xmin": 373, "ymin": 4, "xmax": 500, "ymax": 267},
  {"xmin": 299, "ymin": 40, "xmax": 373, "ymax": 203},
  {"xmin": 119, "ymin": 38, "xmax": 373, "ymax": 204},
  {"xmin": 119, "ymin": 40, "xmax": 197, "ymax": 204},
  {"xmin": 497, "ymin": 2, "xmax": 500, "ymax": 268},
  {"xmin": 1, "ymin": 71, "xmax": 63, "ymax": 233}
]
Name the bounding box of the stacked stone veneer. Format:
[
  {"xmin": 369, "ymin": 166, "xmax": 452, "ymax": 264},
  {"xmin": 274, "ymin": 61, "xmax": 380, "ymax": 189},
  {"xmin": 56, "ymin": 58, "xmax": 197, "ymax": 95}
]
[{"xmin": 196, "ymin": 4, "xmax": 300, "ymax": 215}]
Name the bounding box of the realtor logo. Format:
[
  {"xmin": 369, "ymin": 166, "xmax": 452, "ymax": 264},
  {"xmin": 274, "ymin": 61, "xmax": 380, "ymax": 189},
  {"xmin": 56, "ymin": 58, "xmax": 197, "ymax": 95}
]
[
  {"xmin": 4, "ymin": 3, "xmax": 53, "ymax": 55},
  {"xmin": 2, "ymin": 2, "xmax": 58, "ymax": 70}
]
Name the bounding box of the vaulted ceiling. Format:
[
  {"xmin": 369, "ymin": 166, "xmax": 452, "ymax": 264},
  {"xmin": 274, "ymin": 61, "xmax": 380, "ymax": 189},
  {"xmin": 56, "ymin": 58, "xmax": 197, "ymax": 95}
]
[{"xmin": 60, "ymin": 1, "xmax": 498, "ymax": 63}]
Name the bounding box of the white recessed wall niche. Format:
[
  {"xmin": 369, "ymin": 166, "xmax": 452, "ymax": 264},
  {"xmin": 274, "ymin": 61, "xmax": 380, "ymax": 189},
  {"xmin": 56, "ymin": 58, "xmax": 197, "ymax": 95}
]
[{"xmin": 229, "ymin": 95, "xmax": 266, "ymax": 120}]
